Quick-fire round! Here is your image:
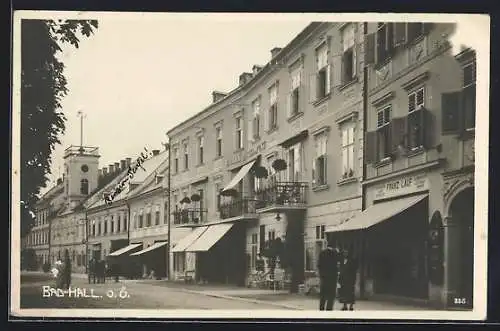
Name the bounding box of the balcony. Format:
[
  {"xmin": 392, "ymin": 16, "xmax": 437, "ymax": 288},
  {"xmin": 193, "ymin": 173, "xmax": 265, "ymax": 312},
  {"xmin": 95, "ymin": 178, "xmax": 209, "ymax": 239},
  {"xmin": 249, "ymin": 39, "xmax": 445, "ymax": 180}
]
[
  {"xmin": 255, "ymin": 181, "xmax": 308, "ymax": 213},
  {"xmin": 219, "ymin": 197, "xmax": 259, "ymax": 221},
  {"xmin": 173, "ymin": 208, "xmax": 208, "ymax": 227}
]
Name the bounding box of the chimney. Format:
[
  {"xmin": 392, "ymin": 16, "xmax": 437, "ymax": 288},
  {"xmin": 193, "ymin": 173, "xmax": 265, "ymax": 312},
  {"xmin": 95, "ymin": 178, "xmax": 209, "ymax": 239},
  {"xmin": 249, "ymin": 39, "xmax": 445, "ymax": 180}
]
[
  {"xmin": 271, "ymin": 47, "xmax": 282, "ymax": 58},
  {"xmin": 126, "ymin": 158, "xmax": 132, "ymax": 166},
  {"xmin": 239, "ymin": 72, "xmax": 253, "ymax": 86},
  {"xmin": 152, "ymin": 149, "xmax": 160, "ymax": 156},
  {"xmin": 252, "ymin": 65, "xmax": 263, "ymax": 76},
  {"xmin": 57, "ymin": 178, "xmax": 63, "ymax": 185},
  {"xmin": 212, "ymin": 91, "xmax": 227, "ymax": 103},
  {"xmin": 103, "ymin": 167, "xmax": 108, "ymax": 176},
  {"xmin": 109, "ymin": 164, "xmax": 115, "ymax": 173},
  {"xmin": 114, "ymin": 162, "xmax": 120, "ymax": 172},
  {"xmin": 120, "ymin": 159, "xmax": 127, "ymax": 170}
]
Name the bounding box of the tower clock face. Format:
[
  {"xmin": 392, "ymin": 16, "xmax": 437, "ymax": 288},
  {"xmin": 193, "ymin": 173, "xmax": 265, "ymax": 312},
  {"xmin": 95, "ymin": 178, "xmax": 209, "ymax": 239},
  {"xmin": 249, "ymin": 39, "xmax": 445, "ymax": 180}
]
[{"xmin": 81, "ymin": 164, "xmax": 89, "ymax": 173}]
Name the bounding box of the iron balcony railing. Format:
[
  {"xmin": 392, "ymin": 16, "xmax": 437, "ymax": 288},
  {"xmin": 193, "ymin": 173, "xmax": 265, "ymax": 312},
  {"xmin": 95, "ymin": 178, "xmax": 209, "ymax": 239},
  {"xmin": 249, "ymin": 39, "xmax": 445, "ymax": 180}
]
[
  {"xmin": 173, "ymin": 208, "xmax": 208, "ymax": 225},
  {"xmin": 255, "ymin": 181, "xmax": 308, "ymax": 209},
  {"xmin": 219, "ymin": 197, "xmax": 258, "ymax": 219}
]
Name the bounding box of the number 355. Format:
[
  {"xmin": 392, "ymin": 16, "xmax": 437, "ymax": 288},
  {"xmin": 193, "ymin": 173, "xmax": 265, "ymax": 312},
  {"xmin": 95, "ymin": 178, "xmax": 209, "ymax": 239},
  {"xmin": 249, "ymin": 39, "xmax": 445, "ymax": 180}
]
[{"xmin": 454, "ymin": 298, "xmax": 467, "ymax": 304}]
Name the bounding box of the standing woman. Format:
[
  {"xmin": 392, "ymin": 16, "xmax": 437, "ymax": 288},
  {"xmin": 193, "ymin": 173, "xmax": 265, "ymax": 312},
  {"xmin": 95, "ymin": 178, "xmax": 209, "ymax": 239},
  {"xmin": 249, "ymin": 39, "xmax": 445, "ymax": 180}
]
[
  {"xmin": 62, "ymin": 249, "xmax": 72, "ymax": 289},
  {"xmin": 339, "ymin": 248, "xmax": 358, "ymax": 311}
]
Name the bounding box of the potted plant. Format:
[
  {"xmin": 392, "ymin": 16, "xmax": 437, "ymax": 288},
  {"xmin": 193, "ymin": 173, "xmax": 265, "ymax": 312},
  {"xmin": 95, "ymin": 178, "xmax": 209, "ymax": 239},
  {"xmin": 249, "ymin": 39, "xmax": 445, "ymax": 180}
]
[
  {"xmin": 252, "ymin": 166, "xmax": 269, "ymax": 179},
  {"xmin": 190, "ymin": 193, "xmax": 201, "ymax": 202},
  {"xmin": 272, "ymin": 159, "xmax": 287, "ymax": 172}
]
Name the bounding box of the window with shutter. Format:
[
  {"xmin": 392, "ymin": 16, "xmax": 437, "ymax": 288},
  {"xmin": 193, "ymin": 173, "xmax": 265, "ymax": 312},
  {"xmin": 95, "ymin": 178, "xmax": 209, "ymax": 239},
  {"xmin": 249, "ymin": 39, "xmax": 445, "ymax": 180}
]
[
  {"xmin": 394, "ymin": 22, "xmax": 407, "ymax": 47},
  {"xmin": 391, "ymin": 116, "xmax": 408, "ymax": 153},
  {"xmin": 441, "ymin": 91, "xmax": 462, "ymax": 134},
  {"xmin": 315, "ymin": 44, "xmax": 330, "ymax": 99},
  {"xmin": 407, "ymin": 87, "xmax": 426, "ymax": 150},
  {"xmin": 364, "ymin": 130, "xmax": 378, "ymax": 164},
  {"xmin": 376, "ymin": 23, "xmax": 393, "ymax": 65},
  {"xmin": 341, "ymin": 24, "xmax": 356, "ymax": 85},
  {"xmin": 364, "ymin": 32, "xmax": 376, "ymax": 65},
  {"xmin": 376, "ymin": 105, "xmax": 392, "ymax": 161}
]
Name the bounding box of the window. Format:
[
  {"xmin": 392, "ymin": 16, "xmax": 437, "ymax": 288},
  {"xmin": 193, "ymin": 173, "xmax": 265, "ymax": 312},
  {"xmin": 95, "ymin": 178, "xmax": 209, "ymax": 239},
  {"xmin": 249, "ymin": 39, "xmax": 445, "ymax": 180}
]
[
  {"xmin": 315, "ymin": 225, "xmax": 326, "ymax": 240},
  {"xmin": 110, "ymin": 216, "xmax": 114, "ymax": 233},
  {"xmin": 235, "ymin": 117, "xmax": 243, "ymax": 149},
  {"xmin": 315, "ymin": 44, "xmax": 330, "ymax": 100},
  {"xmin": 123, "ymin": 214, "xmax": 128, "ymax": 231},
  {"xmin": 183, "ymin": 142, "xmax": 189, "ymax": 170},
  {"xmin": 139, "ymin": 210, "xmax": 144, "ymax": 228},
  {"xmin": 267, "ymin": 155, "xmax": 276, "ymax": 182},
  {"xmin": 376, "ymin": 23, "xmax": 394, "ymax": 65},
  {"xmin": 117, "ymin": 215, "xmax": 121, "ymax": 233},
  {"xmin": 268, "ymin": 85, "xmax": 278, "ymax": 131},
  {"xmin": 173, "ymin": 252, "xmax": 185, "ymax": 273},
  {"xmin": 313, "ymin": 132, "xmax": 328, "ymax": 186},
  {"xmin": 155, "ymin": 205, "xmax": 160, "ymax": 226},
  {"xmin": 268, "ymin": 230, "xmax": 276, "ymax": 241},
  {"xmin": 97, "ymin": 221, "xmax": 101, "ymax": 236},
  {"xmin": 408, "ymin": 87, "xmax": 426, "ymax": 150},
  {"xmin": 173, "ymin": 147, "xmax": 179, "ymax": 173},
  {"xmin": 259, "ymin": 225, "xmax": 266, "ymax": 253},
  {"xmin": 289, "ymin": 67, "xmax": 301, "ymax": 117},
  {"xmin": 341, "ymin": 123, "xmax": 355, "ymax": 178},
  {"xmin": 133, "ymin": 212, "xmax": 137, "ymax": 229},
  {"xmin": 463, "ymin": 61, "xmax": 476, "ymax": 130},
  {"xmin": 80, "ymin": 179, "xmax": 89, "ymax": 195},
  {"xmin": 215, "ymin": 127, "xmax": 223, "ymax": 157},
  {"xmin": 341, "ymin": 24, "xmax": 357, "ymax": 84},
  {"xmin": 251, "ymin": 233, "xmax": 258, "ymax": 270},
  {"xmin": 104, "ymin": 218, "xmax": 108, "ymax": 234},
  {"xmin": 287, "ymin": 142, "xmax": 303, "ymax": 182},
  {"xmin": 146, "ymin": 209, "xmax": 152, "ymax": 227},
  {"xmin": 197, "ymin": 136, "xmax": 204, "ymax": 165},
  {"xmin": 92, "ymin": 221, "xmax": 96, "ymax": 236},
  {"xmin": 376, "ymin": 105, "xmax": 392, "ymax": 160},
  {"xmin": 252, "ymin": 98, "xmax": 261, "ymax": 139}
]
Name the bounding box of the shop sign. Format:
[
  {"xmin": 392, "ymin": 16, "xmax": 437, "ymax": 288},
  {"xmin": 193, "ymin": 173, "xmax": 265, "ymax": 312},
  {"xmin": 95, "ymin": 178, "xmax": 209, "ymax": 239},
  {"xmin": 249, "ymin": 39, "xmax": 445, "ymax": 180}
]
[{"xmin": 374, "ymin": 173, "xmax": 429, "ymax": 200}]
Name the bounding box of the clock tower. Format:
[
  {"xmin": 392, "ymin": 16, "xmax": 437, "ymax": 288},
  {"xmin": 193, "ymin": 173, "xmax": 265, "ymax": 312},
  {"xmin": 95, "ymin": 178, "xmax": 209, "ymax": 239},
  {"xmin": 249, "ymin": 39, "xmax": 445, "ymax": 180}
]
[{"xmin": 63, "ymin": 145, "xmax": 100, "ymax": 210}]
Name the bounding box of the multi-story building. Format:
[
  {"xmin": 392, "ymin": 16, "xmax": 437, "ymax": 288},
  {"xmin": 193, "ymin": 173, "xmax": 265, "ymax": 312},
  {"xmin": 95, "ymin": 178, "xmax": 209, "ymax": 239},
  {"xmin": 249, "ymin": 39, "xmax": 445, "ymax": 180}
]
[
  {"xmin": 127, "ymin": 148, "xmax": 170, "ymax": 279},
  {"xmin": 29, "ymin": 180, "xmax": 65, "ymax": 268},
  {"xmin": 167, "ymin": 22, "xmax": 366, "ymax": 291},
  {"xmin": 325, "ymin": 22, "xmax": 475, "ymax": 309}
]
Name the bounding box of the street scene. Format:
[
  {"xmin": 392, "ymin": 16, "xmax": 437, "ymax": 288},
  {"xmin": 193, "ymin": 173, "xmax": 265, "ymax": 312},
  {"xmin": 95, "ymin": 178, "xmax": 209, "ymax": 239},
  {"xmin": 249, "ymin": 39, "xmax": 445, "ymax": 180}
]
[{"xmin": 13, "ymin": 12, "xmax": 488, "ymax": 319}]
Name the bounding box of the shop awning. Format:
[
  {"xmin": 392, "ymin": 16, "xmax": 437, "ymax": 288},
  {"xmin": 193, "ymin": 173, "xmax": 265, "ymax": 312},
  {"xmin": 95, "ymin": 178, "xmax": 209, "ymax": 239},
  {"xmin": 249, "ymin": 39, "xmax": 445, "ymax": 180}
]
[
  {"xmin": 326, "ymin": 194, "xmax": 428, "ymax": 233},
  {"xmin": 108, "ymin": 243, "xmax": 142, "ymax": 257},
  {"xmin": 130, "ymin": 241, "xmax": 168, "ymax": 256},
  {"xmin": 221, "ymin": 159, "xmax": 257, "ymax": 193},
  {"xmin": 185, "ymin": 223, "xmax": 233, "ymax": 252},
  {"xmin": 171, "ymin": 226, "xmax": 208, "ymax": 253}
]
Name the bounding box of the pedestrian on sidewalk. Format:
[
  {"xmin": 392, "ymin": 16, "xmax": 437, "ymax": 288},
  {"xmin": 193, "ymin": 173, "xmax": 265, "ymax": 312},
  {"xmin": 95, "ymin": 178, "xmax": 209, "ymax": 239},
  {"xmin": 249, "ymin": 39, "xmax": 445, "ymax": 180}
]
[
  {"xmin": 62, "ymin": 249, "xmax": 72, "ymax": 289},
  {"xmin": 317, "ymin": 243, "xmax": 340, "ymax": 311},
  {"xmin": 339, "ymin": 248, "xmax": 358, "ymax": 311},
  {"xmin": 88, "ymin": 257, "xmax": 97, "ymax": 284}
]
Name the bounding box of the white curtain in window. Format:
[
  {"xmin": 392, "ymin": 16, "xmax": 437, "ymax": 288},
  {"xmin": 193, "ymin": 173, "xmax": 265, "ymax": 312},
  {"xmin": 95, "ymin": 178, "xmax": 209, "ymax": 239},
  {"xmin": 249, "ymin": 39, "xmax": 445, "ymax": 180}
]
[
  {"xmin": 317, "ymin": 44, "xmax": 328, "ymax": 70},
  {"xmin": 342, "ymin": 24, "xmax": 356, "ymax": 51},
  {"xmin": 291, "ymin": 67, "xmax": 302, "ymax": 90},
  {"xmin": 316, "ymin": 134, "xmax": 327, "ymax": 156},
  {"xmin": 253, "ymin": 98, "xmax": 260, "ymax": 115},
  {"xmin": 269, "ymin": 85, "xmax": 278, "ymax": 105}
]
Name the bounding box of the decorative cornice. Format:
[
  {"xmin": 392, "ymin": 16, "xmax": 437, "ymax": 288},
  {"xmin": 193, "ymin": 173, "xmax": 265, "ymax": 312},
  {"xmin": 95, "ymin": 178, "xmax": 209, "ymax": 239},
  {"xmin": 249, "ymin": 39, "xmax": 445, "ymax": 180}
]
[
  {"xmin": 401, "ymin": 71, "xmax": 431, "ymax": 91},
  {"xmin": 335, "ymin": 111, "xmax": 359, "ymax": 125},
  {"xmin": 312, "ymin": 125, "xmax": 331, "ymax": 137},
  {"xmin": 371, "ymin": 91, "xmax": 395, "ymax": 107}
]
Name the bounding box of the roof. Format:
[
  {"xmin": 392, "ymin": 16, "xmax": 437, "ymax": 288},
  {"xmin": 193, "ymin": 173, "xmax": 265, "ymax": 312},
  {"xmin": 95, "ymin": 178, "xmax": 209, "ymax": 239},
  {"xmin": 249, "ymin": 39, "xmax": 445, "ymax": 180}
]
[
  {"xmin": 166, "ymin": 22, "xmax": 323, "ymax": 137},
  {"xmin": 87, "ymin": 150, "xmax": 169, "ymax": 209}
]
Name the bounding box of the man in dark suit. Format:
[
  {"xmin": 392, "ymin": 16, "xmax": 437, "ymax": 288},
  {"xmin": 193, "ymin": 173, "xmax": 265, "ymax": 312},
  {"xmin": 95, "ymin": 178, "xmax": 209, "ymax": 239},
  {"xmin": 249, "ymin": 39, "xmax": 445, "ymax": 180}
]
[{"xmin": 317, "ymin": 243, "xmax": 340, "ymax": 311}]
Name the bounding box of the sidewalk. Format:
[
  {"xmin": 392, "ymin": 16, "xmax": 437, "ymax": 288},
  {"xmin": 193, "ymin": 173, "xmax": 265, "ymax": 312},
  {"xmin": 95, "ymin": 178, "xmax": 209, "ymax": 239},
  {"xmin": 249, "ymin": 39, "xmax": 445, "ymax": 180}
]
[{"xmin": 139, "ymin": 279, "xmax": 433, "ymax": 311}]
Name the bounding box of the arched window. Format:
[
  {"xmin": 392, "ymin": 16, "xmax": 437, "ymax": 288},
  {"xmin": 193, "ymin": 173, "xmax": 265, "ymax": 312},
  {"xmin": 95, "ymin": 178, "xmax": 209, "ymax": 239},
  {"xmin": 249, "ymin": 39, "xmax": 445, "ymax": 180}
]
[{"xmin": 80, "ymin": 179, "xmax": 89, "ymax": 195}]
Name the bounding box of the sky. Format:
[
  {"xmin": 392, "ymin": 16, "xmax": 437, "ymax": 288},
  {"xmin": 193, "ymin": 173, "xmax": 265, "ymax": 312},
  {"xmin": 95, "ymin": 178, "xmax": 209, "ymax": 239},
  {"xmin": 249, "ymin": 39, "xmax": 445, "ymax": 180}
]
[
  {"xmin": 38, "ymin": 13, "xmax": 488, "ymax": 195},
  {"xmin": 43, "ymin": 16, "xmax": 309, "ymax": 193}
]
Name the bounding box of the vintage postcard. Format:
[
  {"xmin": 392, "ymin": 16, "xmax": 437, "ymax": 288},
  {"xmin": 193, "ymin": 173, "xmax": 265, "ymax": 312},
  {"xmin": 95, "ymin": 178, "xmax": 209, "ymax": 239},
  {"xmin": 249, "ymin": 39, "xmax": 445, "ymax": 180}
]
[{"xmin": 10, "ymin": 11, "xmax": 489, "ymax": 320}]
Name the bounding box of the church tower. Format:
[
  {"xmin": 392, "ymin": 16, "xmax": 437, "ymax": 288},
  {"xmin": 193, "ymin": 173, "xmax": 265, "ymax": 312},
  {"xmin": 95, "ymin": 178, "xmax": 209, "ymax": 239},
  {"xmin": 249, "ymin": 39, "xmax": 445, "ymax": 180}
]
[
  {"xmin": 62, "ymin": 111, "xmax": 100, "ymax": 210},
  {"xmin": 63, "ymin": 145, "xmax": 100, "ymax": 210}
]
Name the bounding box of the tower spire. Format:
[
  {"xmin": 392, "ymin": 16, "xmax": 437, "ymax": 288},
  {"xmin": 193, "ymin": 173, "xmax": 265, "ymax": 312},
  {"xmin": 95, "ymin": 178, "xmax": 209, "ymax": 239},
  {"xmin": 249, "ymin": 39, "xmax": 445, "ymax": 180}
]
[{"xmin": 77, "ymin": 110, "xmax": 86, "ymax": 153}]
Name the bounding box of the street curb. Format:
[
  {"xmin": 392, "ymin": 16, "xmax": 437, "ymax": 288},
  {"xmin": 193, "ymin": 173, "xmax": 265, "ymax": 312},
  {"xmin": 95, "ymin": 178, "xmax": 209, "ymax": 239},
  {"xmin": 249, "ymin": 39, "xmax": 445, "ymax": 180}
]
[{"xmin": 178, "ymin": 289, "xmax": 305, "ymax": 310}]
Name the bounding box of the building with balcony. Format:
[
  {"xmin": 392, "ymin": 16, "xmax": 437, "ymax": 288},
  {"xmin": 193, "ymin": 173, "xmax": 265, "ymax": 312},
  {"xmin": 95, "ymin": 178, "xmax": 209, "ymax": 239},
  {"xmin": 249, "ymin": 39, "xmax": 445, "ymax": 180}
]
[
  {"xmin": 325, "ymin": 22, "xmax": 475, "ymax": 309},
  {"xmin": 167, "ymin": 22, "xmax": 365, "ymax": 291}
]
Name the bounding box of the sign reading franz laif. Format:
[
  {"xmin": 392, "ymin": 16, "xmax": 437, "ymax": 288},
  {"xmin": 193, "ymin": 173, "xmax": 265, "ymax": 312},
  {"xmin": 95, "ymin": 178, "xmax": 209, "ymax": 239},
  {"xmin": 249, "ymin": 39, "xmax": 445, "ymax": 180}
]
[{"xmin": 374, "ymin": 173, "xmax": 429, "ymax": 201}]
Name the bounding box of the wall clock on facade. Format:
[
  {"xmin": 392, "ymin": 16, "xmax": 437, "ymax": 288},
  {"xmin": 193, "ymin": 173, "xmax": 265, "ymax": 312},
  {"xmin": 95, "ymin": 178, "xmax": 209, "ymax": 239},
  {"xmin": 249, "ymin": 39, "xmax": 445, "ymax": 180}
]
[{"xmin": 81, "ymin": 164, "xmax": 89, "ymax": 173}]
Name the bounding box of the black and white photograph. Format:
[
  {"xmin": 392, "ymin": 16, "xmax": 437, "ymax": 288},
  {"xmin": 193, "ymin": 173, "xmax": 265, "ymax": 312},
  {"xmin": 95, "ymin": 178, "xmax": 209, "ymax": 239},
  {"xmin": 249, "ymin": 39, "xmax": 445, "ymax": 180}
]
[{"xmin": 10, "ymin": 12, "xmax": 489, "ymax": 320}]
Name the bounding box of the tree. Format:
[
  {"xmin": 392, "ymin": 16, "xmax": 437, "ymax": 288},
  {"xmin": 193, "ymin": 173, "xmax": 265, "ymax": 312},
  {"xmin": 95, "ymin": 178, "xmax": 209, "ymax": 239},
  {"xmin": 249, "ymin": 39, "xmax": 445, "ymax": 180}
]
[{"xmin": 20, "ymin": 19, "xmax": 98, "ymax": 236}]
